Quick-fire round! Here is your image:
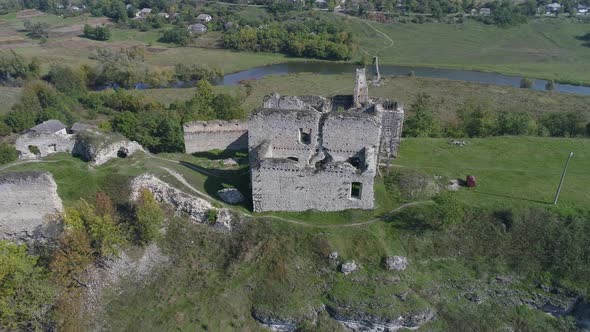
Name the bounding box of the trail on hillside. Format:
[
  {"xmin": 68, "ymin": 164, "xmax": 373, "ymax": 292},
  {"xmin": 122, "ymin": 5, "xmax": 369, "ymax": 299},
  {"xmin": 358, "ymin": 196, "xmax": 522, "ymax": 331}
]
[{"xmin": 338, "ymin": 13, "xmax": 395, "ymax": 57}]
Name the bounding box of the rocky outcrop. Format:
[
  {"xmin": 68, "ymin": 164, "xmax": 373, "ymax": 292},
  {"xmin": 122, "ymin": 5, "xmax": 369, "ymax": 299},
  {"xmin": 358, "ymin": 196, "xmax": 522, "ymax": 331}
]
[
  {"xmin": 73, "ymin": 130, "xmax": 144, "ymax": 166},
  {"xmin": 385, "ymin": 256, "xmax": 408, "ymax": 271},
  {"xmin": 131, "ymin": 174, "xmax": 213, "ymax": 223},
  {"xmin": 0, "ymin": 171, "xmax": 63, "ymax": 243},
  {"xmin": 326, "ymin": 306, "xmax": 436, "ymax": 332},
  {"xmin": 217, "ymin": 188, "xmax": 245, "ymax": 204},
  {"xmin": 14, "ymin": 131, "xmax": 75, "ymax": 159},
  {"xmin": 251, "ymin": 309, "xmax": 298, "ymax": 332},
  {"xmin": 341, "ymin": 261, "xmax": 359, "ymax": 275}
]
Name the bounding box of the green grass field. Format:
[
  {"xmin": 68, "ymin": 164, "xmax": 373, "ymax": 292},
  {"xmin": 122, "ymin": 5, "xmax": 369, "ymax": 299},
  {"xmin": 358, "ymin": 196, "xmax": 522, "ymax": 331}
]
[
  {"xmin": 345, "ymin": 16, "xmax": 590, "ymax": 85},
  {"xmin": 0, "ymin": 86, "xmax": 21, "ymax": 114}
]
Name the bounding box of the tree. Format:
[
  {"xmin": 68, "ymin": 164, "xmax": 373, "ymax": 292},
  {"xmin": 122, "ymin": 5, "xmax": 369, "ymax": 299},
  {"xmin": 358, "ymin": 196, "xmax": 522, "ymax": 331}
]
[
  {"xmin": 83, "ymin": 25, "xmax": 111, "ymax": 41},
  {"xmin": 134, "ymin": 189, "xmax": 164, "ymax": 244},
  {"xmin": 520, "ymin": 77, "xmax": 534, "ymax": 89},
  {"xmin": 545, "ymin": 80, "xmax": 556, "ymax": 91},
  {"xmin": 213, "ymin": 93, "xmax": 246, "ymax": 120},
  {"xmin": 403, "ymin": 93, "xmax": 440, "ymax": 137},
  {"xmin": 0, "ymin": 143, "xmax": 18, "ymax": 164},
  {"xmin": 497, "ymin": 111, "xmax": 537, "ymax": 136},
  {"xmin": 0, "ymin": 241, "xmax": 55, "ymax": 330},
  {"xmin": 47, "ymin": 64, "xmax": 87, "ymax": 97},
  {"xmin": 160, "ymin": 26, "xmax": 190, "ymax": 46},
  {"xmin": 23, "ymin": 20, "xmax": 49, "ymax": 38}
]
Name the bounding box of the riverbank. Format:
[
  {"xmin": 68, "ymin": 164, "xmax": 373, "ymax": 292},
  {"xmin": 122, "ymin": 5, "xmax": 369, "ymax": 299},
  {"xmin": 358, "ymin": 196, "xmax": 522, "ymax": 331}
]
[{"xmin": 130, "ymin": 73, "xmax": 590, "ymax": 125}]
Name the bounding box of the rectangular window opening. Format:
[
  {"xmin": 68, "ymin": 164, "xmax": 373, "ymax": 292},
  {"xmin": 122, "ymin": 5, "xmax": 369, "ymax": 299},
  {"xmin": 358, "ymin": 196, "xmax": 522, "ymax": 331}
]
[
  {"xmin": 299, "ymin": 128, "xmax": 311, "ymax": 145},
  {"xmin": 351, "ymin": 182, "xmax": 362, "ymax": 199}
]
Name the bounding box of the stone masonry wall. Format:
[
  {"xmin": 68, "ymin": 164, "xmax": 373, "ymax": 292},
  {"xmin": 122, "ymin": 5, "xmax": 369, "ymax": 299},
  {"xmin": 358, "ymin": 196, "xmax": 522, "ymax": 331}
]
[
  {"xmin": 183, "ymin": 120, "xmax": 248, "ymax": 153},
  {"xmin": 353, "ymin": 68, "xmax": 369, "ymax": 107},
  {"xmin": 249, "ymin": 108, "xmax": 322, "ymax": 162},
  {"xmin": 0, "ymin": 172, "xmax": 63, "ymax": 243},
  {"xmin": 251, "ymin": 160, "xmax": 375, "ymax": 212},
  {"xmin": 379, "ymin": 108, "xmax": 405, "ymax": 160},
  {"xmin": 322, "ymin": 112, "xmax": 382, "ymax": 162},
  {"xmin": 15, "ymin": 132, "xmax": 75, "ymax": 159}
]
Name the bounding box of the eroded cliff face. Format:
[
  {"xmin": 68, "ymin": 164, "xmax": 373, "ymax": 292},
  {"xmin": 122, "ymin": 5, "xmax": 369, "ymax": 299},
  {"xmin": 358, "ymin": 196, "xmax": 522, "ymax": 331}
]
[{"xmin": 0, "ymin": 171, "xmax": 63, "ymax": 243}]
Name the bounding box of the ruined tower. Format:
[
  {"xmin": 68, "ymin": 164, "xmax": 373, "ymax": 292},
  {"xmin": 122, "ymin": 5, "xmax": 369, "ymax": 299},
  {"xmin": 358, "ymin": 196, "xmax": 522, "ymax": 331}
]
[{"xmin": 353, "ymin": 68, "xmax": 369, "ymax": 107}]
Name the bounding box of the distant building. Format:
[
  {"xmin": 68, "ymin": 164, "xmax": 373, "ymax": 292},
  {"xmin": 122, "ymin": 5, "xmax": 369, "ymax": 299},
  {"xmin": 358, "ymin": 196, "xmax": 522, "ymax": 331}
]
[
  {"xmin": 157, "ymin": 12, "xmax": 170, "ymax": 19},
  {"xmin": 188, "ymin": 23, "xmax": 207, "ymax": 33},
  {"xmin": 25, "ymin": 120, "xmax": 67, "ymax": 135},
  {"xmin": 197, "ymin": 14, "xmax": 212, "ymax": 22},
  {"xmin": 479, "ymin": 7, "xmax": 491, "ymax": 15},
  {"xmin": 546, "ymin": 2, "xmax": 561, "ymax": 12},
  {"xmin": 136, "ymin": 8, "xmax": 152, "ymax": 18},
  {"xmin": 577, "ymin": 5, "xmax": 588, "ymax": 14}
]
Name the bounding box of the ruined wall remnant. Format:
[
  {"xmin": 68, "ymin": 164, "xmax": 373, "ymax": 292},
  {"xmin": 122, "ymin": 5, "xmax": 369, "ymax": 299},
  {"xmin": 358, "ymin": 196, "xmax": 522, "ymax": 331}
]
[
  {"xmin": 248, "ymin": 70, "xmax": 404, "ymax": 213},
  {"xmin": 353, "ymin": 68, "xmax": 369, "ymax": 107},
  {"xmin": 73, "ymin": 131, "xmax": 144, "ymax": 166},
  {"xmin": 183, "ymin": 120, "xmax": 248, "ymax": 154},
  {"xmin": 0, "ymin": 171, "xmax": 63, "ymax": 243},
  {"xmin": 15, "ymin": 132, "xmax": 76, "ymax": 159}
]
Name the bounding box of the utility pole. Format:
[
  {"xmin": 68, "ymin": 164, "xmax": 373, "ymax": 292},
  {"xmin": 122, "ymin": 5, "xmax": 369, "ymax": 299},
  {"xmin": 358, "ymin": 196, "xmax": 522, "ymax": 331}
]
[{"xmin": 553, "ymin": 152, "xmax": 574, "ymax": 205}]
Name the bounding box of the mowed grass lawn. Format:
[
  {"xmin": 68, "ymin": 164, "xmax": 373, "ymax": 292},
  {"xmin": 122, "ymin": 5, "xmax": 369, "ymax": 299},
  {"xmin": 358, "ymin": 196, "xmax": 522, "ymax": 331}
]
[
  {"xmin": 345, "ymin": 17, "xmax": 590, "ymax": 85},
  {"xmin": 396, "ymin": 137, "xmax": 590, "ymax": 209}
]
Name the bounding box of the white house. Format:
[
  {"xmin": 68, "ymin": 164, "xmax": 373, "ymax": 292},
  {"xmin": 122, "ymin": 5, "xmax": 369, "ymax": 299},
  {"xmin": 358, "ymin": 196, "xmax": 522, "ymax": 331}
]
[
  {"xmin": 577, "ymin": 5, "xmax": 588, "ymax": 14},
  {"xmin": 546, "ymin": 2, "xmax": 561, "ymax": 12},
  {"xmin": 136, "ymin": 8, "xmax": 152, "ymax": 18},
  {"xmin": 197, "ymin": 14, "xmax": 212, "ymax": 22},
  {"xmin": 157, "ymin": 12, "xmax": 170, "ymax": 19}
]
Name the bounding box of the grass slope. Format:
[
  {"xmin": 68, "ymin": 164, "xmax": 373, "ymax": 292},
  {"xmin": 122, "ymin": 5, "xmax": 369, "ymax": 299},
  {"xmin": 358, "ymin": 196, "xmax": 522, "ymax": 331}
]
[
  {"xmin": 345, "ymin": 17, "xmax": 590, "ymax": 85},
  {"xmin": 0, "ymin": 86, "xmax": 21, "ymax": 114}
]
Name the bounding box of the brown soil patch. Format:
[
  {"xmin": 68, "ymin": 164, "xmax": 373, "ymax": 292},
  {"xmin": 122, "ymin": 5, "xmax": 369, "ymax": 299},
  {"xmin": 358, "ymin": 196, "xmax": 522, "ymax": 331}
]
[
  {"xmin": 16, "ymin": 9, "xmax": 45, "ymax": 19},
  {"xmin": 49, "ymin": 17, "xmax": 112, "ymax": 37},
  {"xmin": 0, "ymin": 37, "xmax": 30, "ymax": 48},
  {"xmin": 147, "ymin": 47, "xmax": 168, "ymax": 53}
]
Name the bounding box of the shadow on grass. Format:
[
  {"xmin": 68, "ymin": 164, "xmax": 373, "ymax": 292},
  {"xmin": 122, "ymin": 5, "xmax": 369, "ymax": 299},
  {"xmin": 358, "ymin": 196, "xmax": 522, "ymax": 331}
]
[
  {"xmin": 575, "ymin": 33, "xmax": 590, "ymax": 47},
  {"xmin": 178, "ymin": 160, "xmax": 252, "ymax": 210},
  {"xmin": 191, "ymin": 149, "xmax": 248, "ymax": 161},
  {"xmin": 470, "ymin": 190, "xmax": 549, "ymax": 205},
  {"xmin": 382, "ymin": 207, "xmax": 433, "ymax": 234}
]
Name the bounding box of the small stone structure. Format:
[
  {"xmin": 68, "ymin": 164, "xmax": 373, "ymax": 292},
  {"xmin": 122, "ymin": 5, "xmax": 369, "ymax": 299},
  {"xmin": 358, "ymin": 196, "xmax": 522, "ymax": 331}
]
[
  {"xmin": 15, "ymin": 120, "xmax": 75, "ymax": 159},
  {"xmin": 248, "ymin": 69, "xmax": 404, "ymax": 212},
  {"xmin": 14, "ymin": 120, "xmax": 143, "ymax": 165},
  {"xmin": 183, "ymin": 120, "xmax": 248, "ymax": 153},
  {"xmin": 0, "ymin": 171, "xmax": 63, "ymax": 243},
  {"xmin": 385, "ymin": 256, "xmax": 409, "ymax": 271}
]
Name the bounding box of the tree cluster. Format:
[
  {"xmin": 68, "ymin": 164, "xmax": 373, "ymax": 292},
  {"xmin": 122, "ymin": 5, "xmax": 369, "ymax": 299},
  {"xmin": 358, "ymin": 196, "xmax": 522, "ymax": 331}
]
[
  {"xmin": 83, "ymin": 24, "xmax": 112, "ymax": 41},
  {"xmin": 0, "ymin": 50, "xmax": 40, "ymax": 84},
  {"xmin": 404, "ymin": 93, "xmax": 590, "ymax": 138},
  {"xmin": 223, "ymin": 17, "xmax": 353, "ymax": 60}
]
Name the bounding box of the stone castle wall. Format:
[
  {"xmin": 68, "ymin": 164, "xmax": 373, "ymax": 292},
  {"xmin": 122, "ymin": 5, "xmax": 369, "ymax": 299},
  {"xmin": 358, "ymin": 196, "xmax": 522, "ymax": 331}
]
[
  {"xmin": 15, "ymin": 132, "xmax": 75, "ymax": 159},
  {"xmin": 379, "ymin": 108, "xmax": 405, "ymax": 160},
  {"xmin": 251, "ymin": 147, "xmax": 376, "ymax": 212},
  {"xmin": 0, "ymin": 172, "xmax": 63, "ymax": 243},
  {"xmin": 183, "ymin": 120, "xmax": 248, "ymax": 153}
]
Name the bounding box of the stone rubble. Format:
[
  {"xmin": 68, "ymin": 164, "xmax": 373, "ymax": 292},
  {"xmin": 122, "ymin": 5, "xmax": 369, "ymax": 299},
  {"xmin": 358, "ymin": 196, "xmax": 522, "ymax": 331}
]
[
  {"xmin": 217, "ymin": 188, "xmax": 246, "ymax": 204},
  {"xmin": 385, "ymin": 256, "xmax": 409, "ymax": 271},
  {"xmin": 341, "ymin": 261, "xmax": 359, "ymax": 275}
]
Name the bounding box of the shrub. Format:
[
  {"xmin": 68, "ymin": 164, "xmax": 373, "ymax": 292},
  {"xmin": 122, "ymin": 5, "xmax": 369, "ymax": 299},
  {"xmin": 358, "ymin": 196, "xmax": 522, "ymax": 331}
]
[
  {"xmin": 28, "ymin": 145, "xmax": 40, "ymax": 155},
  {"xmin": 0, "ymin": 143, "xmax": 18, "ymax": 164},
  {"xmin": 385, "ymin": 168, "xmax": 442, "ymax": 201},
  {"xmin": 520, "ymin": 77, "xmax": 534, "ymax": 89},
  {"xmin": 83, "ymin": 24, "xmax": 111, "ymax": 41},
  {"xmin": 0, "ymin": 241, "xmax": 55, "ymax": 330},
  {"xmin": 497, "ymin": 111, "xmax": 537, "ymax": 136},
  {"xmin": 160, "ymin": 26, "xmax": 190, "ymax": 46},
  {"xmin": 134, "ymin": 189, "xmax": 164, "ymax": 244},
  {"xmin": 433, "ymin": 191, "xmax": 464, "ymax": 226},
  {"xmin": 545, "ymin": 80, "xmax": 556, "ymax": 91}
]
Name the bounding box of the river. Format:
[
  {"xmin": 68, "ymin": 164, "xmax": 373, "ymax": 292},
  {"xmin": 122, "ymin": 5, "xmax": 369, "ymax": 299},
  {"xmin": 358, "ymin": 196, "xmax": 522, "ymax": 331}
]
[{"xmin": 216, "ymin": 62, "xmax": 590, "ymax": 96}]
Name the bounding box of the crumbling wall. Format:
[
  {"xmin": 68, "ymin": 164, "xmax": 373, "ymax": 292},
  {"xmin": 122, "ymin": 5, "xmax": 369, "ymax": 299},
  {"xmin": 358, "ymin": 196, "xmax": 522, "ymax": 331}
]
[
  {"xmin": 263, "ymin": 93, "xmax": 331, "ymax": 112},
  {"xmin": 0, "ymin": 171, "xmax": 63, "ymax": 243},
  {"xmin": 322, "ymin": 112, "xmax": 382, "ymax": 162},
  {"xmin": 73, "ymin": 131, "xmax": 144, "ymax": 166},
  {"xmin": 251, "ymin": 160, "xmax": 375, "ymax": 212},
  {"xmin": 353, "ymin": 68, "xmax": 369, "ymax": 107},
  {"xmin": 14, "ymin": 132, "xmax": 75, "ymax": 159},
  {"xmin": 379, "ymin": 107, "xmax": 405, "ymax": 160},
  {"xmin": 249, "ymin": 108, "xmax": 322, "ymax": 162},
  {"xmin": 183, "ymin": 120, "xmax": 248, "ymax": 153}
]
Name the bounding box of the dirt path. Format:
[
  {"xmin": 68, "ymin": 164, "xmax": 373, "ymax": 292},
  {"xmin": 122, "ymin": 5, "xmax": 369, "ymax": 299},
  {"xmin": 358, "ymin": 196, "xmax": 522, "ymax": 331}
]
[
  {"xmin": 337, "ymin": 14, "xmax": 395, "ymax": 57},
  {"xmin": 158, "ymin": 161, "xmax": 431, "ymax": 228}
]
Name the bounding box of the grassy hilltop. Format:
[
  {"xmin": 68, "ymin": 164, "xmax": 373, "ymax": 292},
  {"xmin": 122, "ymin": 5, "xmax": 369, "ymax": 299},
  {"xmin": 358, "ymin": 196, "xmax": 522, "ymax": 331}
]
[{"xmin": 2, "ymin": 136, "xmax": 589, "ymax": 330}]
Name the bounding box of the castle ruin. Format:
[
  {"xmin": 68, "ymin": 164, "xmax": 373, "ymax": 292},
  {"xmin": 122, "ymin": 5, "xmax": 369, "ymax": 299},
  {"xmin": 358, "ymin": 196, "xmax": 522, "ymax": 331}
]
[{"xmin": 249, "ymin": 69, "xmax": 404, "ymax": 212}]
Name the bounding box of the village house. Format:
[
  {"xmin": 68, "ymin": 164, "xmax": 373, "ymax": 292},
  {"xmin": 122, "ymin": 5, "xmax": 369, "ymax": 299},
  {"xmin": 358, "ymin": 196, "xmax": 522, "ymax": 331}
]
[
  {"xmin": 546, "ymin": 2, "xmax": 561, "ymax": 12},
  {"xmin": 157, "ymin": 12, "xmax": 170, "ymax": 19},
  {"xmin": 479, "ymin": 7, "xmax": 491, "ymax": 15},
  {"xmin": 135, "ymin": 8, "xmax": 152, "ymax": 18},
  {"xmin": 188, "ymin": 23, "xmax": 207, "ymax": 33},
  {"xmin": 197, "ymin": 14, "xmax": 212, "ymax": 22},
  {"xmin": 577, "ymin": 5, "xmax": 588, "ymax": 14}
]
